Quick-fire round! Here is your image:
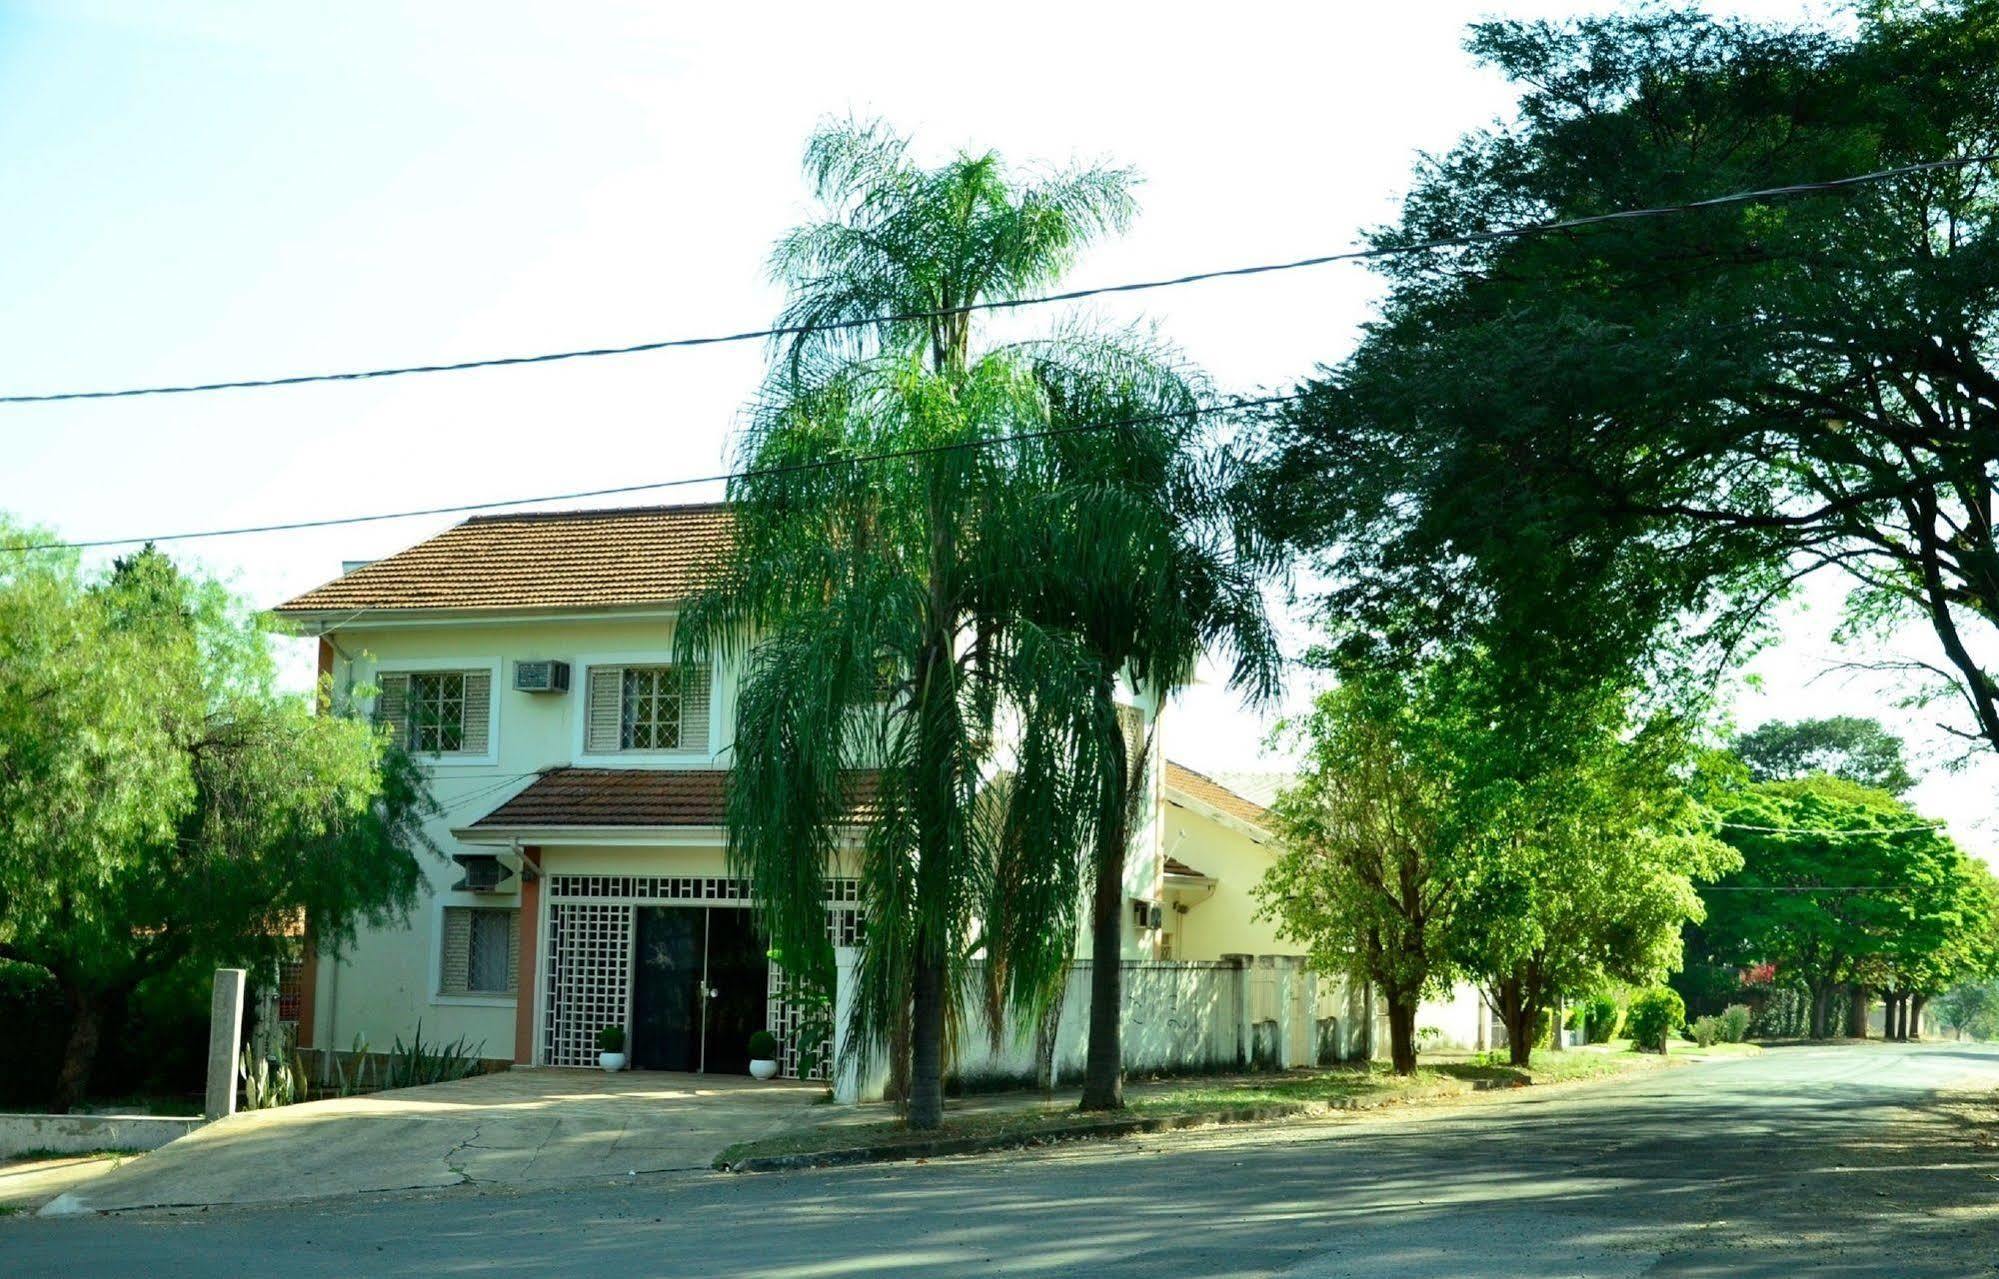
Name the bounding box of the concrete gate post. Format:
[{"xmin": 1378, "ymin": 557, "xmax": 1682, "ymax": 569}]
[
  {"xmin": 1222, "ymin": 954, "xmax": 1253, "ymax": 1069},
  {"xmin": 205, "ymin": 968, "xmax": 247, "ymax": 1121}
]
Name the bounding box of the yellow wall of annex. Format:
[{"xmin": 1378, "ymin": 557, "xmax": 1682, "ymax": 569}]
[{"xmin": 1160, "ymin": 802, "xmax": 1291, "ymax": 961}]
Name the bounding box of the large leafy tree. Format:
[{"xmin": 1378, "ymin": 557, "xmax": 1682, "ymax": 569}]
[
  {"xmin": 685, "ymin": 121, "xmax": 1206, "ymax": 1129},
  {"xmin": 1699, "ymin": 776, "xmax": 1988, "ymax": 1038},
  {"xmin": 1451, "ymin": 715, "xmax": 1736, "ymax": 1065},
  {"xmin": 1265, "ymin": 4, "xmax": 1999, "ymax": 755},
  {"xmin": 1734, "ymin": 716, "xmax": 1917, "ymax": 794},
  {"xmin": 1258, "ymin": 654, "xmax": 1485, "ymax": 1075},
  {"xmin": 0, "ymin": 539, "xmax": 434, "ymax": 1110}
]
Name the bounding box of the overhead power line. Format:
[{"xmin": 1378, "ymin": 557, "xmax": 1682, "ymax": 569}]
[
  {"xmin": 1717, "ymin": 820, "xmax": 1946, "ymax": 836},
  {"xmin": 0, "ymin": 393, "xmax": 1299, "ymax": 553},
  {"xmin": 2, "ymin": 155, "xmax": 1989, "ymax": 405}
]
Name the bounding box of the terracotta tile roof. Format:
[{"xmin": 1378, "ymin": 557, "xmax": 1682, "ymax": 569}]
[
  {"xmin": 471, "ymin": 768, "xmax": 732, "ymax": 828},
  {"xmin": 467, "ymin": 767, "xmax": 878, "ymax": 829},
  {"xmin": 1163, "ymin": 855, "xmax": 1211, "ymax": 879},
  {"xmin": 274, "ymin": 502, "xmax": 733, "ymax": 616},
  {"xmin": 1164, "ymin": 760, "xmax": 1271, "ymax": 833}
]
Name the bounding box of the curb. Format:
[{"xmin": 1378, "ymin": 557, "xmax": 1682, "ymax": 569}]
[{"xmin": 718, "ymin": 1080, "xmax": 1489, "ymax": 1174}]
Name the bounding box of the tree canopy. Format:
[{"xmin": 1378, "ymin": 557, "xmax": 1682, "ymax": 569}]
[
  {"xmin": 1449, "ymin": 713, "xmax": 1737, "ymax": 1065},
  {"xmin": 1697, "ymin": 776, "xmax": 1993, "ymax": 1038},
  {"xmin": 1265, "ymin": 3, "xmax": 1999, "ymax": 755},
  {"xmin": 1734, "ymin": 717, "xmax": 1917, "ymax": 794},
  {"xmin": 0, "ymin": 534, "xmax": 435, "ymax": 1109}
]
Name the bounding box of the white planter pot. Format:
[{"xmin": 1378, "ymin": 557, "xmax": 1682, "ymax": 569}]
[
  {"xmin": 599, "ymin": 1052, "xmax": 627, "ymax": 1072},
  {"xmin": 748, "ymin": 1058, "xmax": 779, "ymax": 1081}
]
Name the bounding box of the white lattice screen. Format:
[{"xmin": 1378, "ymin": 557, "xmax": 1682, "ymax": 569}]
[
  {"xmin": 542, "ymin": 902, "xmax": 634, "ymax": 1067},
  {"xmin": 542, "ymin": 875, "xmax": 859, "ymax": 1078}
]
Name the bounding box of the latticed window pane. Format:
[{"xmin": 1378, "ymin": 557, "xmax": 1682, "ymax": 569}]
[
  {"xmin": 408, "ymin": 672, "xmax": 467, "ymax": 752},
  {"xmin": 468, "ymin": 909, "xmax": 512, "ymax": 993},
  {"xmin": 621, "ymin": 666, "xmax": 681, "ymax": 750}
]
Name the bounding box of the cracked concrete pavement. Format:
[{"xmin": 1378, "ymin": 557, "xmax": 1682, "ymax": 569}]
[{"xmin": 34, "ymin": 1068, "xmax": 824, "ymax": 1214}]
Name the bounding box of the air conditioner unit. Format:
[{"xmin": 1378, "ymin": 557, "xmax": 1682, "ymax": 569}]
[
  {"xmin": 1132, "ymin": 898, "xmax": 1163, "ymax": 931},
  {"xmin": 452, "ymin": 854, "xmax": 518, "ymax": 895},
  {"xmin": 514, "ymin": 659, "xmax": 571, "ymax": 694}
]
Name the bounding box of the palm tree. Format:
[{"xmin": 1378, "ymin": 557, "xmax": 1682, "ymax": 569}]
[
  {"xmin": 682, "ymin": 120, "xmax": 1136, "ymax": 1130},
  {"xmin": 1004, "ymin": 350, "xmax": 1284, "ymax": 1110}
]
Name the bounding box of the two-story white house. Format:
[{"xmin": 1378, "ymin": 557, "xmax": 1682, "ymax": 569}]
[{"xmin": 279, "ymin": 501, "xmax": 1290, "ymax": 1079}]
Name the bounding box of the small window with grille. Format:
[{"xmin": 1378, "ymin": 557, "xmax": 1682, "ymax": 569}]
[
  {"xmin": 583, "ymin": 663, "xmax": 710, "ymax": 755},
  {"xmin": 440, "ymin": 906, "xmax": 518, "ymax": 997},
  {"xmin": 375, "ymin": 668, "xmax": 492, "ymax": 757},
  {"xmin": 621, "ymin": 665, "xmax": 681, "ymax": 750},
  {"xmin": 409, "ymin": 672, "xmax": 466, "ymax": 752}
]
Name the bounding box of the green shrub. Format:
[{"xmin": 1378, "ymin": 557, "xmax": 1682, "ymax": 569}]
[
  {"xmin": 1689, "ymin": 1015, "xmax": 1723, "ymax": 1047},
  {"xmin": 1571, "ymin": 991, "xmax": 1623, "ymax": 1044},
  {"xmin": 596, "ymin": 1025, "xmax": 625, "ymax": 1053},
  {"xmin": 748, "ymin": 1030, "xmax": 779, "ymax": 1059},
  {"xmin": 1718, "ymin": 1004, "xmax": 1752, "ymax": 1044},
  {"xmin": 1625, "ymin": 988, "xmax": 1686, "ymax": 1054}
]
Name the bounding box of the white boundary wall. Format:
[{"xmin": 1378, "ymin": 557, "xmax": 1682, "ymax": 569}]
[{"xmin": 833, "ymin": 949, "xmax": 1370, "ymax": 1103}]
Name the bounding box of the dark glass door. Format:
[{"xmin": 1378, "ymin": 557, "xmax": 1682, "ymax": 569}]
[
  {"xmin": 630, "ymin": 907, "xmax": 702, "ymax": 1071},
  {"xmin": 629, "ymin": 906, "xmax": 769, "ymax": 1074},
  {"xmin": 702, "ymin": 908, "xmax": 768, "ymax": 1075}
]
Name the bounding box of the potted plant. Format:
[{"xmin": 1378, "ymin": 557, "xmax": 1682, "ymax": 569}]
[
  {"xmin": 747, "ymin": 1030, "xmax": 779, "ymax": 1080},
  {"xmin": 597, "ymin": 1025, "xmax": 627, "ymax": 1072}
]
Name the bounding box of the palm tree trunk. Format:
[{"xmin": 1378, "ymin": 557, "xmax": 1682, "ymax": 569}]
[
  {"xmin": 907, "ymin": 938, "xmax": 946, "ymax": 1129},
  {"xmin": 1078, "ymin": 830, "xmax": 1127, "ymax": 1111},
  {"xmin": 1080, "ymin": 684, "xmax": 1134, "ymax": 1114}
]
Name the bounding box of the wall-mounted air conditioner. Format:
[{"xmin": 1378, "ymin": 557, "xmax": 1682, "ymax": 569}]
[{"xmin": 514, "ymin": 659, "xmax": 571, "ymax": 694}]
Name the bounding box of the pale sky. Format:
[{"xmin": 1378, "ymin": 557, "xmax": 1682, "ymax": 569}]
[{"xmin": 2, "ymin": 1, "xmax": 1989, "ymax": 859}]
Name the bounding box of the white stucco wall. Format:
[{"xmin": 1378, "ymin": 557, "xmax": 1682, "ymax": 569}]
[
  {"xmin": 304, "ymin": 610, "xmax": 1168, "ymax": 1061},
  {"xmin": 307, "ymin": 612, "xmax": 737, "ymax": 1061}
]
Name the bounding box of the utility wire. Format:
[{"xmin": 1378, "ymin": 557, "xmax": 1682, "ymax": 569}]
[
  {"xmin": 0, "ymin": 393, "xmax": 1299, "ymax": 553},
  {"xmin": 1717, "ymin": 821, "xmax": 1946, "ymax": 836},
  {"xmin": 2, "ymin": 155, "xmax": 1988, "ymax": 405}
]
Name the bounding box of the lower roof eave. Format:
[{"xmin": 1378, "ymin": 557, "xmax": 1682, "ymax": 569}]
[
  {"xmin": 451, "ymin": 822, "xmax": 872, "ymax": 847},
  {"xmin": 452, "ymin": 824, "xmax": 728, "ymax": 847}
]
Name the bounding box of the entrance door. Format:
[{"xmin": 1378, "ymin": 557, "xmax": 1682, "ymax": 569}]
[
  {"xmin": 630, "ymin": 907, "xmax": 703, "ymax": 1071},
  {"xmin": 628, "ymin": 906, "xmax": 768, "ymax": 1074},
  {"xmin": 701, "ymin": 908, "xmax": 768, "ymax": 1075}
]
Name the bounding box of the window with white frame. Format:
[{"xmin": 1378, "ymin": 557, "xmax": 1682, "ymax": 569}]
[
  {"xmin": 440, "ymin": 905, "xmax": 518, "ymax": 996},
  {"xmin": 583, "ymin": 662, "xmax": 710, "ymax": 754},
  {"xmin": 376, "ymin": 668, "xmax": 492, "ymax": 756}
]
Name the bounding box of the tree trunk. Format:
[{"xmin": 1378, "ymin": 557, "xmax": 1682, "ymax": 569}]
[
  {"xmin": 1495, "ymin": 977, "xmax": 1534, "ymax": 1067},
  {"xmin": 1032, "ymin": 993, "xmax": 1063, "ymax": 1095},
  {"xmin": 51, "ymin": 984, "xmax": 107, "ymax": 1114},
  {"xmin": 1079, "ymin": 691, "xmax": 1133, "ymax": 1114},
  {"xmin": 1808, "ymin": 982, "xmax": 1833, "ymax": 1039},
  {"xmin": 1909, "ymin": 995, "xmax": 1928, "ymax": 1041},
  {"xmin": 906, "ymin": 942, "xmax": 946, "ymax": 1129},
  {"xmin": 1078, "ymin": 831, "xmax": 1127, "ymax": 1111},
  {"xmin": 1843, "ymin": 983, "xmax": 1867, "ymax": 1037},
  {"xmin": 1385, "ymin": 993, "xmax": 1419, "ymax": 1075}
]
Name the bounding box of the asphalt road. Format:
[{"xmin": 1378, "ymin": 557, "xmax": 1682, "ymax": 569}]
[{"xmin": 5, "ymin": 1041, "xmax": 1997, "ymax": 1277}]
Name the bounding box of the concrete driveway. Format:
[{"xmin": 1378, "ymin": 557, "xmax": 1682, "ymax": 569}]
[{"xmin": 39, "ymin": 1069, "xmax": 823, "ymax": 1214}]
